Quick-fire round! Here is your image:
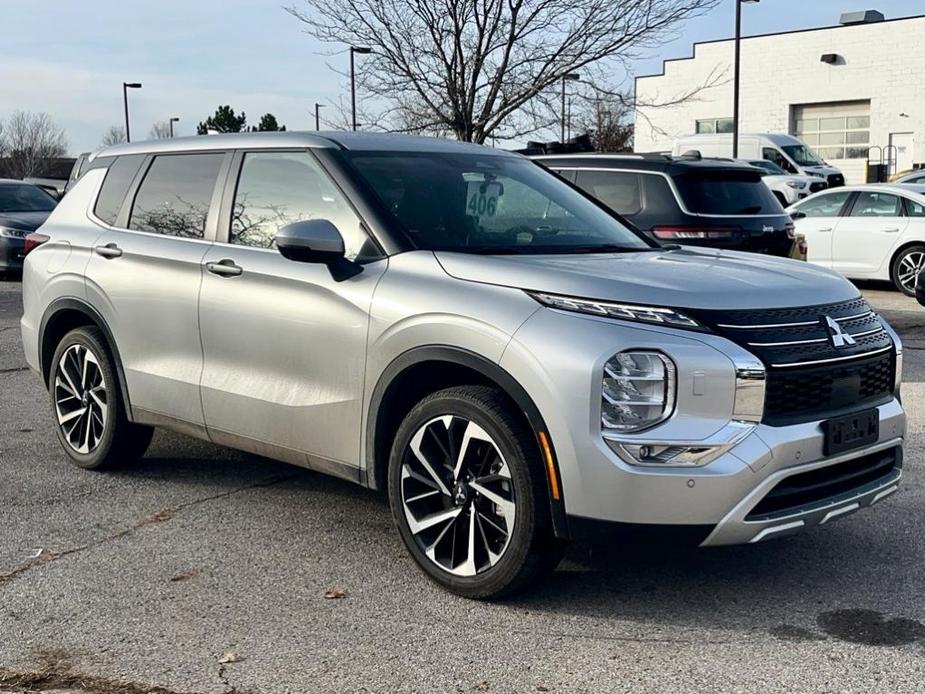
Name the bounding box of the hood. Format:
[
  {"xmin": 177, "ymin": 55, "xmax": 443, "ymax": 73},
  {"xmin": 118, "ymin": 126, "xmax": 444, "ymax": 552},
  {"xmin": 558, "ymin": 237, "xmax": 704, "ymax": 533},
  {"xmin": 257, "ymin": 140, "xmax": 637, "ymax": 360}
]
[
  {"xmin": 435, "ymin": 247, "xmax": 859, "ymax": 311},
  {"xmin": 0, "ymin": 211, "xmax": 51, "ymax": 231},
  {"xmin": 763, "ymin": 174, "xmax": 812, "ymax": 186},
  {"xmin": 802, "ymin": 165, "xmax": 839, "ymax": 177}
]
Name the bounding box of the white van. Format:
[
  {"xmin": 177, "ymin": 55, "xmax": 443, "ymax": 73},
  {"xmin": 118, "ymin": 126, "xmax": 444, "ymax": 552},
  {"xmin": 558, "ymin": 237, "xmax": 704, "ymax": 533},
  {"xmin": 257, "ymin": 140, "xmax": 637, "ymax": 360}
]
[{"xmin": 672, "ymin": 133, "xmax": 844, "ymax": 187}]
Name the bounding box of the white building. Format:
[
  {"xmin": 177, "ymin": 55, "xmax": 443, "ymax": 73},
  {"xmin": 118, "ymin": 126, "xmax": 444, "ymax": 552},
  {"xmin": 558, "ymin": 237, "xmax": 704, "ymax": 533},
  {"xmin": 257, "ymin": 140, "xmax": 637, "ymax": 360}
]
[{"xmin": 634, "ymin": 10, "xmax": 925, "ymax": 184}]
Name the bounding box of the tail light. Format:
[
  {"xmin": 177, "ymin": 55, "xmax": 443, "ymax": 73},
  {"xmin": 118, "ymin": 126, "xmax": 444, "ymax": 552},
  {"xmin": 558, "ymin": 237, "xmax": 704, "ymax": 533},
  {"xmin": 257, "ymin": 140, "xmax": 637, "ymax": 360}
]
[
  {"xmin": 23, "ymin": 232, "xmax": 50, "ymax": 256},
  {"xmin": 652, "ymin": 226, "xmax": 738, "ymax": 240}
]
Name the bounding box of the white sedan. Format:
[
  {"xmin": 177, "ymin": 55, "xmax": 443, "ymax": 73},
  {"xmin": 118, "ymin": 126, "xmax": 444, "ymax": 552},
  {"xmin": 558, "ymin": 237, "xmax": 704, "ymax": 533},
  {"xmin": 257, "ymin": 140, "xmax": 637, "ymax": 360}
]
[{"xmin": 788, "ymin": 183, "xmax": 925, "ymax": 296}]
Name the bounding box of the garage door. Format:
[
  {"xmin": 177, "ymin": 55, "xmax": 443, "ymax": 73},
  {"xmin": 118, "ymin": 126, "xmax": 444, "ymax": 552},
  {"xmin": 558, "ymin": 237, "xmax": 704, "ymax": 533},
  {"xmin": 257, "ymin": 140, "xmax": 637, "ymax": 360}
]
[{"xmin": 792, "ymin": 101, "xmax": 871, "ymax": 162}]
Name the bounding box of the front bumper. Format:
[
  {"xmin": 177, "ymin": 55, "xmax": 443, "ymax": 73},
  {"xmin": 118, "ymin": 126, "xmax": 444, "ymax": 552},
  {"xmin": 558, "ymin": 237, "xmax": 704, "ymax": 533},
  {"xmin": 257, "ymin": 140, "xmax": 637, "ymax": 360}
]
[
  {"xmin": 0, "ymin": 237, "xmax": 26, "ymax": 271},
  {"xmin": 503, "ymin": 307, "xmax": 905, "ymax": 545}
]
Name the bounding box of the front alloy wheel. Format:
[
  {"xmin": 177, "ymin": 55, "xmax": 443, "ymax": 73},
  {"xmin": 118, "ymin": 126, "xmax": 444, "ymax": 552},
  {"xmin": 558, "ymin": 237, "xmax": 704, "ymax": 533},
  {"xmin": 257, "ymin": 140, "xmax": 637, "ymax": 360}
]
[
  {"xmin": 388, "ymin": 386, "xmax": 563, "ymax": 599},
  {"xmin": 893, "ymin": 246, "xmax": 925, "ymax": 296},
  {"xmin": 401, "ymin": 415, "xmax": 516, "ymax": 577}
]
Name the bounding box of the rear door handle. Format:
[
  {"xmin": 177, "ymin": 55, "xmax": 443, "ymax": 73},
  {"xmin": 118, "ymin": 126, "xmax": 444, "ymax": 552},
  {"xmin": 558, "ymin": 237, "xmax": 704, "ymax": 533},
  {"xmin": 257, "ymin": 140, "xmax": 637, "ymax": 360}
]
[
  {"xmin": 882, "ymin": 227, "xmax": 901, "ymax": 233},
  {"xmin": 205, "ymin": 259, "xmax": 243, "ymax": 277},
  {"xmin": 94, "ymin": 243, "xmax": 123, "ymax": 259},
  {"xmin": 816, "ymin": 227, "xmax": 833, "ymax": 233}
]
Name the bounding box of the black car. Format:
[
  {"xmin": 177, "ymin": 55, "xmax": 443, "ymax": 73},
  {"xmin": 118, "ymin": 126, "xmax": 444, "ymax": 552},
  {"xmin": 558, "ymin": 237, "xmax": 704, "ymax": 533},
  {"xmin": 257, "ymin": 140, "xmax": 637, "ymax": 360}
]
[
  {"xmin": 917, "ymin": 267, "xmax": 925, "ymax": 307},
  {"xmin": 0, "ymin": 180, "xmax": 57, "ymax": 274},
  {"xmin": 533, "ymin": 153, "xmax": 794, "ymax": 257}
]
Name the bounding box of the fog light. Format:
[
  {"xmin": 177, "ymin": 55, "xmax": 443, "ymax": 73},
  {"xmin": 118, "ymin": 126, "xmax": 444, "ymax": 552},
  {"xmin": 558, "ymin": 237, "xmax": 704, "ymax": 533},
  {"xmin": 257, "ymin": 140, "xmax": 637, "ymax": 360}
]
[{"xmin": 601, "ymin": 351, "xmax": 675, "ymax": 433}]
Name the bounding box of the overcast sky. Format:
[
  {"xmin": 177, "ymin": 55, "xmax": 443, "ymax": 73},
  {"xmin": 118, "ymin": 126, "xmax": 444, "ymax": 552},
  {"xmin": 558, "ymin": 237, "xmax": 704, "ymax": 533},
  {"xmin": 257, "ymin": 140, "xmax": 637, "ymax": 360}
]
[{"xmin": 2, "ymin": 0, "xmax": 920, "ymax": 154}]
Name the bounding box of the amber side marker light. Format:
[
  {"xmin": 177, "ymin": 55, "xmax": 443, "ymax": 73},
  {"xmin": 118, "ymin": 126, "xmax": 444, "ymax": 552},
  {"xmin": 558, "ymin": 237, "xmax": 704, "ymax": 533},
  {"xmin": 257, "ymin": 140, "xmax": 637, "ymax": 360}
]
[{"xmin": 537, "ymin": 431, "xmax": 561, "ymax": 501}]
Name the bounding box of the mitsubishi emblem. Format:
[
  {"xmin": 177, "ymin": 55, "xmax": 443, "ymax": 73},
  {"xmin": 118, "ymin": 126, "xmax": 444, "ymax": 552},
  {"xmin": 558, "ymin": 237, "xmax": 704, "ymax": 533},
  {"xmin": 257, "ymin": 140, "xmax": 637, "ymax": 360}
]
[{"xmin": 823, "ymin": 316, "xmax": 856, "ymax": 348}]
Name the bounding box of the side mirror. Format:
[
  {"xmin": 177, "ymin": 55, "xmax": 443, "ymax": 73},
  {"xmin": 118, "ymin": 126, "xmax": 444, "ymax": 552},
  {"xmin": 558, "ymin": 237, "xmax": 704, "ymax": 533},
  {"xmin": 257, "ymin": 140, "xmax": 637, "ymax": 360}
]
[
  {"xmin": 917, "ymin": 270, "xmax": 925, "ymax": 308},
  {"xmin": 790, "ymin": 210, "xmax": 806, "ymax": 221},
  {"xmin": 276, "ymin": 219, "xmax": 345, "ymax": 264}
]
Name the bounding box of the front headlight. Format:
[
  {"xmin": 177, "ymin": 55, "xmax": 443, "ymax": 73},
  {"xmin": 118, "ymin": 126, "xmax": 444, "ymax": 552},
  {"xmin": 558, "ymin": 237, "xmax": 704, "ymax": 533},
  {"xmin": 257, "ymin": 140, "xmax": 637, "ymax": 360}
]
[
  {"xmin": 529, "ymin": 292, "xmax": 705, "ymax": 331},
  {"xmin": 786, "ymin": 181, "xmax": 805, "ymax": 189},
  {"xmin": 601, "ymin": 351, "xmax": 675, "ymax": 433},
  {"xmin": 0, "ymin": 226, "xmax": 30, "ymax": 239}
]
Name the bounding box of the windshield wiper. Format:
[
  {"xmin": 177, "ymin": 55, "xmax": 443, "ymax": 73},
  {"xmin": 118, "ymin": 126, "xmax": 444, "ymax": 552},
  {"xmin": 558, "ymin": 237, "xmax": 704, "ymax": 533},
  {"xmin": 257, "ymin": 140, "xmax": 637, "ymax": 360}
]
[{"xmin": 557, "ymin": 244, "xmax": 659, "ymax": 254}]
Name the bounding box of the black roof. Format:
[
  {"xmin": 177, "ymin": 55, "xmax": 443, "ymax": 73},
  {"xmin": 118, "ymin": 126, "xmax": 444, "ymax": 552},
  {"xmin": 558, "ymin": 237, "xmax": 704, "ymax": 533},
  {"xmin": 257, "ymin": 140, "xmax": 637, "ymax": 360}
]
[{"xmin": 531, "ymin": 153, "xmax": 758, "ymax": 175}]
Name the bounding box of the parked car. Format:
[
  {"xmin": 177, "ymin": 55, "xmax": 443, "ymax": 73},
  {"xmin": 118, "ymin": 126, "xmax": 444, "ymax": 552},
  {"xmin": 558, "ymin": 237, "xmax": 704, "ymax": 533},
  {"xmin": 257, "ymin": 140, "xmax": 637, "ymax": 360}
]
[
  {"xmin": 672, "ymin": 133, "xmax": 844, "ymax": 187},
  {"xmin": 917, "ymin": 266, "xmax": 925, "ymax": 306},
  {"xmin": 534, "ymin": 153, "xmax": 795, "ymax": 256},
  {"xmin": 741, "ymin": 159, "xmax": 827, "ymax": 206},
  {"xmin": 0, "ymin": 179, "xmax": 57, "ymax": 274},
  {"xmin": 891, "ymin": 169, "xmax": 925, "ymax": 185},
  {"xmin": 788, "ymin": 184, "xmax": 925, "ymax": 296},
  {"xmin": 64, "ymin": 152, "xmax": 92, "ymax": 193},
  {"xmin": 21, "ymin": 133, "xmax": 905, "ymax": 598}
]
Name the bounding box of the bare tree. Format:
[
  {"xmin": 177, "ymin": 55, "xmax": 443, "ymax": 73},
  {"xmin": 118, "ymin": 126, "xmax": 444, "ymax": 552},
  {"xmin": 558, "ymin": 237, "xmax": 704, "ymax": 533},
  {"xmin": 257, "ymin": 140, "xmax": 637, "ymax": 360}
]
[
  {"xmin": 572, "ymin": 94, "xmax": 634, "ymax": 152},
  {"xmin": 101, "ymin": 125, "xmax": 127, "ymax": 147},
  {"xmin": 287, "ymin": 0, "xmax": 719, "ymax": 143},
  {"xmin": 149, "ymin": 121, "xmax": 172, "ymax": 139},
  {"xmin": 0, "ymin": 111, "xmax": 69, "ymax": 179}
]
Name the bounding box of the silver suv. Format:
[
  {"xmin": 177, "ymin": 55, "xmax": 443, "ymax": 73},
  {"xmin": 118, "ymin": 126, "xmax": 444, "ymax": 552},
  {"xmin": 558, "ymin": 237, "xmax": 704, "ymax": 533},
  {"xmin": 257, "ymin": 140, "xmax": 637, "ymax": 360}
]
[{"xmin": 20, "ymin": 133, "xmax": 905, "ymax": 598}]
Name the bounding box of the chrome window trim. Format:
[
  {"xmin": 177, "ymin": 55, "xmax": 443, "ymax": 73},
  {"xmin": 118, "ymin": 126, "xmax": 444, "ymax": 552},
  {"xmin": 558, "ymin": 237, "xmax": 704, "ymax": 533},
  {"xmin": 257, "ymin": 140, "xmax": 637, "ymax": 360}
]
[{"xmin": 546, "ymin": 165, "xmax": 786, "ymax": 219}]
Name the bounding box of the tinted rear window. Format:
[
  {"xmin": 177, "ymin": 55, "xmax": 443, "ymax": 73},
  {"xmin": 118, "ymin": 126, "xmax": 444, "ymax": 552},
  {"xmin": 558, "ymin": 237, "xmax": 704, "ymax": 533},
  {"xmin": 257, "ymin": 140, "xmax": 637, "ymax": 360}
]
[
  {"xmin": 94, "ymin": 155, "xmax": 144, "ymax": 225},
  {"xmin": 574, "ymin": 171, "xmax": 642, "ymax": 216},
  {"xmin": 674, "ymin": 170, "xmax": 781, "ymax": 215},
  {"xmin": 0, "ymin": 183, "xmax": 57, "ymax": 213},
  {"xmin": 129, "ymin": 153, "xmax": 224, "ymax": 238}
]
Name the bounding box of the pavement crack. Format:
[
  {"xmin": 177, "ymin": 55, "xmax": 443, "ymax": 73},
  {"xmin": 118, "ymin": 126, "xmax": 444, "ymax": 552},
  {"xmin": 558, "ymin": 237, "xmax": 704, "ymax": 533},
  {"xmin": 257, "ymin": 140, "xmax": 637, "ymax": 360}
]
[
  {"xmin": 0, "ymin": 665, "xmax": 195, "ymax": 693},
  {"xmin": 0, "ymin": 366, "xmax": 28, "ymax": 374},
  {"xmin": 0, "ymin": 474, "xmax": 294, "ymax": 589}
]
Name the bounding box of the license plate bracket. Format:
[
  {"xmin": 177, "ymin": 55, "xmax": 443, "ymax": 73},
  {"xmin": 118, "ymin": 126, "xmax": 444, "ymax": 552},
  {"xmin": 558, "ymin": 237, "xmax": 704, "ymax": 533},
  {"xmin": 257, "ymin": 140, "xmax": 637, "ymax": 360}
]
[{"xmin": 823, "ymin": 409, "xmax": 879, "ymax": 456}]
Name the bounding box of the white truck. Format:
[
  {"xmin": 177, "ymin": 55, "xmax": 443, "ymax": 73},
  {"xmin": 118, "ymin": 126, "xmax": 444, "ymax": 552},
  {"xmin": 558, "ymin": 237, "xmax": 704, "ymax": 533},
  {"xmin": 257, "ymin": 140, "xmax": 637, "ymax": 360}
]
[
  {"xmin": 672, "ymin": 133, "xmax": 844, "ymax": 188},
  {"xmin": 740, "ymin": 158, "xmax": 828, "ymax": 207}
]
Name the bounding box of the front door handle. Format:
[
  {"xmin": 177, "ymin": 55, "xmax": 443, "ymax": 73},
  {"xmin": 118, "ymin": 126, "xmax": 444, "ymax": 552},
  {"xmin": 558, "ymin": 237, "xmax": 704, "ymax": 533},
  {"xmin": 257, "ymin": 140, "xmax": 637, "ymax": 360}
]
[
  {"xmin": 882, "ymin": 227, "xmax": 901, "ymax": 233},
  {"xmin": 205, "ymin": 259, "xmax": 243, "ymax": 277},
  {"xmin": 94, "ymin": 243, "xmax": 123, "ymax": 259},
  {"xmin": 816, "ymin": 227, "xmax": 833, "ymax": 233}
]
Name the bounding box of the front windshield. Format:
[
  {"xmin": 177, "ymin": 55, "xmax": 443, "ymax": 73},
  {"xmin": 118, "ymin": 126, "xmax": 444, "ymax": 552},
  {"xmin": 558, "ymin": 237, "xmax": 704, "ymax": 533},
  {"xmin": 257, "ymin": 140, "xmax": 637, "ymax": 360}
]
[
  {"xmin": 0, "ymin": 183, "xmax": 57, "ymax": 212},
  {"xmin": 750, "ymin": 160, "xmax": 785, "ymax": 175},
  {"xmin": 342, "ymin": 151, "xmax": 652, "ymax": 254},
  {"xmin": 782, "ymin": 144, "xmax": 824, "ymax": 167}
]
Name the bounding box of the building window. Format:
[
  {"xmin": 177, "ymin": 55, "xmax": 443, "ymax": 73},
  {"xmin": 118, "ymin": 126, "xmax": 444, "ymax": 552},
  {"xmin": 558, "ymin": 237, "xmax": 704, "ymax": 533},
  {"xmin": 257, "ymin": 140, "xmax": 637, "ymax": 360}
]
[
  {"xmin": 695, "ymin": 118, "xmax": 734, "ymax": 134},
  {"xmin": 794, "ymin": 114, "xmax": 869, "ymax": 160}
]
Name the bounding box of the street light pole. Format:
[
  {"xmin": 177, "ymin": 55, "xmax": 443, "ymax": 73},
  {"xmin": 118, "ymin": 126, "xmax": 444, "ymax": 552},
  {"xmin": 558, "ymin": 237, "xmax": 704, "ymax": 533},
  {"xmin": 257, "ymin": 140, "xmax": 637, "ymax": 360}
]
[
  {"xmin": 315, "ymin": 103, "xmax": 326, "ymax": 131},
  {"xmin": 560, "ymin": 73, "xmax": 580, "ymax": 143},
  {"xmin": 169, "ymin": 117, "xmax": 179, "ymax": 138},
  {"xmin": 350, "ymin": 46, "xmax": 372, "ymax": 131},
  {"xmin": 122, "ymin": 82, "xmax": 142, "ymax": 143},
  {"xmin": 733, "ymin": 0, "xmax": 759, "ymax": 158}
]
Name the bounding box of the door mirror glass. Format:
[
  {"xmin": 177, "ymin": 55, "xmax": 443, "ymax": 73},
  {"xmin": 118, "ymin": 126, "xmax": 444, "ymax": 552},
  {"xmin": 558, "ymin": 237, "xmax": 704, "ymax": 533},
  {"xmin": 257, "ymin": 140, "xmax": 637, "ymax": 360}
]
[
  {"xmin": 790, "ymin": 210, "xmax": 806, "ymax": 221},
  {"xmin": 275, "ymin": 219, "xmax": 345, "ymax": 264}
]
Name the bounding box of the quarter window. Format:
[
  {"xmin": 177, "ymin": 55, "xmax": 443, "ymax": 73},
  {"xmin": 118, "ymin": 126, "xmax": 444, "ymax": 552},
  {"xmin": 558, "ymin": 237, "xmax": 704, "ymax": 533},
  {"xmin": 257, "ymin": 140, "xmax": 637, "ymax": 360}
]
[
  {"xmin": 129, "ymin": 153, "xmax": 224, "ymax": 238},
  {"xmin": 849, "ymin": 191, "xmax": 902, "ymax": 217},
  {"xmin": 94, "ymin": 155, "xmax": 145, "ymax": 225},
  {"xmin": 905, "ymin": 197, "xmax": 925, "ymax": 217},
  {"xmin": 793, "ymin": 191, "xmax": 851, "ymax": 217},
  {"xmin": 230, "ymin": 151, "xmax": 370, "ymax": 260}
]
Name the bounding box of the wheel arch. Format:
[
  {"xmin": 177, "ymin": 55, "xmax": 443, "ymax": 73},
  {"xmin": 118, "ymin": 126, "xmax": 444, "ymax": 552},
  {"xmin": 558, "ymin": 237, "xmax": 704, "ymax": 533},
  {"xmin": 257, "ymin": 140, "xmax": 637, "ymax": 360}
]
[
  {"xmin": 39, "ymin": 298, "xmax": 133, "ymax": 415},
  {"xmin": 366, "ymin": 346, "xmax": 569, "ymax": 538}
]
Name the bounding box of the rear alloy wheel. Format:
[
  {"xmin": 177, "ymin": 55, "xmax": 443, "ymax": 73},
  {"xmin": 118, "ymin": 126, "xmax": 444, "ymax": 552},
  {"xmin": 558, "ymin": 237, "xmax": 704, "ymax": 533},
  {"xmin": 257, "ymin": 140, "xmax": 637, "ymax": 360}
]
[
  {"xmin": 892, "ymin": 245, "xmax": 925, "ymax": 297},
  {"xmin": 49, "ymin": 327, "xmax": 154, "ymax": 470},
  {"xmin": 388, "ymin": 386, "xmax": 563, "ymax": 599}
]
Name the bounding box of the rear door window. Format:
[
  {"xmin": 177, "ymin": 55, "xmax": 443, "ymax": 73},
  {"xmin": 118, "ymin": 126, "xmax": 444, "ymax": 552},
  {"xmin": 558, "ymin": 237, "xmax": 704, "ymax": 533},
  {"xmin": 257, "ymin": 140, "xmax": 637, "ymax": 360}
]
[
  {"xmin": 129, "ymin": 153, "xmax": 224, "ymax": 238},
  {"xmin": 674, "ymin": 170, "xmax": 781, "ymax": 215},
  {"xmin": 574, "ymin": 171, "xmax": 642, "ymax": 216},
  {"xmin": 848, "ymin": 191, "xmax": 903, "ymax": 217},
  {"xmin": 93, "ymin": 155, "xmax": 145, "ymax": 225}
]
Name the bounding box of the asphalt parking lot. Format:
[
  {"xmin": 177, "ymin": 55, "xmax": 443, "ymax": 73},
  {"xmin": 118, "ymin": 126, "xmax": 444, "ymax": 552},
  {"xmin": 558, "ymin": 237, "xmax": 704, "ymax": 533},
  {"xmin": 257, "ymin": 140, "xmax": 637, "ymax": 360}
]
[{"xmin": 1, "ymin": 277, "xmax": 923, "ymax": 694}]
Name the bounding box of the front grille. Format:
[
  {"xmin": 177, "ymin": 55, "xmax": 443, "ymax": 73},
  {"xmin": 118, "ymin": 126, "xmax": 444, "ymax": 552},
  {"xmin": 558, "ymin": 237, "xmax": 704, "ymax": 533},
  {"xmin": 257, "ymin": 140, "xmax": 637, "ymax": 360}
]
[
  {"xmin": 827, "ymin": 173, "xmax": 845, "ymax": 187},
  {"xmin": 810, "ymin": 181, "xmax": 827, "ymax": 193},
  {"xmin": 688, "ymin": 298, "xmax": 896, "ymax": 424},
  {"xmin": 746, "ymin": 446, "xmax": 901, "ymax": 521}
]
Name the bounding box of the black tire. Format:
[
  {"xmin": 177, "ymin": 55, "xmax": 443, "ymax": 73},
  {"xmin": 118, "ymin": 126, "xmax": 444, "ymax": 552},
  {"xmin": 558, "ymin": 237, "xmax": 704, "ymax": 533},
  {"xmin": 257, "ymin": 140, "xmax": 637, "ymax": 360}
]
[
  {"xmin": 890, "ymin": 244, "xmax": 925, "ymax": 297},
  {"xmin": 387, "ymin": 385, "xmax": 563, "ymax": 599},
  {"xmin": 49, "ymin": 327, "xmax": 153, "ymax": 470}
]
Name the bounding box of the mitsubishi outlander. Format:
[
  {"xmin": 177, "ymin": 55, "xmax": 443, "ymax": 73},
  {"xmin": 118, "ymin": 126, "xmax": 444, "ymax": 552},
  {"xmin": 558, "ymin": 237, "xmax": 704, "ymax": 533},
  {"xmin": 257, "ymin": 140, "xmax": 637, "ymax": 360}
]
[{"xmin": 20, "ymin": 133, "xmax": 905, "ymax": 598}]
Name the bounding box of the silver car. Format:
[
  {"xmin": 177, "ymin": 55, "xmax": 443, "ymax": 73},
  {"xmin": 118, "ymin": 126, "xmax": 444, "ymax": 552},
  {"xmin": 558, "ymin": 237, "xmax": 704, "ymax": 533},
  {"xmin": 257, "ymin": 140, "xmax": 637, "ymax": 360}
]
[{"xmin": 20, "ymin": 133, "xmax": 905, "ymax": 598}]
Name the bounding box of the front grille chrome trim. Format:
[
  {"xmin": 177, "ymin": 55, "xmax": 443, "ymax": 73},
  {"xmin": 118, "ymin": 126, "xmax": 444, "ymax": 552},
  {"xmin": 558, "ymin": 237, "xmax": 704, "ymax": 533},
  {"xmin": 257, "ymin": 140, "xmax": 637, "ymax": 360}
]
[
  {"xmin": 748, "ymin": 326, "xmax": 884, "ymax": 348},
  {"xmin": 770, "ymin": 345, "xmax": 892, "ymax": 369},
  {"xmin": 717, "ymin": 310, "xmax": 875, "ymax": 331}
]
